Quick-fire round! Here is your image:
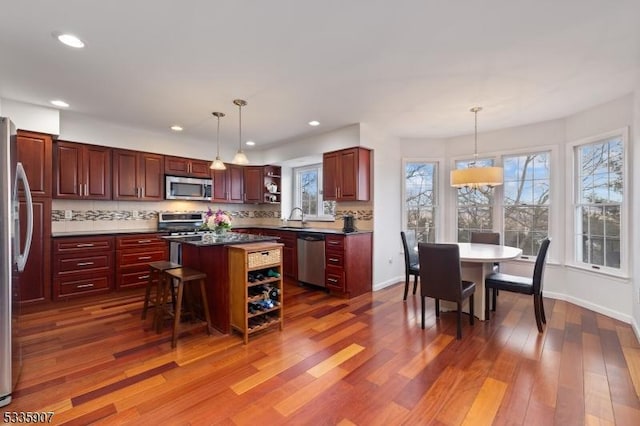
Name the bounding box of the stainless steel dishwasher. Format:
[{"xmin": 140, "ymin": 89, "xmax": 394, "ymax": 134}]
[{"xmin": 297, "ymin": 233, "xmax": 326, "ymax": 287}]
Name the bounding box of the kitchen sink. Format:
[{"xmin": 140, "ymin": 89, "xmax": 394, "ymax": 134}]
[{"xmin": 278, "ymin": 226, "xmax": 306, "ymax": 230}]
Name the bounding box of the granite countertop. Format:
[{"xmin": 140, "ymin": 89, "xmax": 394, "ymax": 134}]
[
  {"xmin": 52, "ymin": 229, "xmax": 166, "ymax": 238},
  {"xmin": 162, "ymin": 232, "xmax": 279, "ymax": 247},
  {"xmin": 238, "ymin": 225, "xmax": 373, "ymax": 235}
]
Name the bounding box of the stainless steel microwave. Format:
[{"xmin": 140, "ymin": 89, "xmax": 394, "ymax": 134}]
[{"xmin": 165, "ymin": 175, "xmax": 212, "ymax": 201}]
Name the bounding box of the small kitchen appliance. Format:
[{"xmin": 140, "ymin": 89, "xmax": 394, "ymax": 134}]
[{"xmin": 342, "ymin": 214, "xmax": 356, "ymax": 233}]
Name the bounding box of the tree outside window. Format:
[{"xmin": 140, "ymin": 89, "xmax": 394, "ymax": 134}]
[
  {"xmin": 404, "ymin": 162, "xmax": 437, "ymax": 242},
  {"xmin": 503, "ymin": 152, "xmax": 550, "ymax": 256},
  {"xmin": 575, "ymin": 137, "xmax": 623, "ymax": 269},
  {"xmin": 456, "ymin": 158, "xmax": 495, "ymax": 242}
]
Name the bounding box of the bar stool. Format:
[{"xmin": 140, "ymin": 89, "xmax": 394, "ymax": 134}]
[
  {"xmin": 162, "ymin": 267, "xmax": 212, "ymax": 348},
  {"xmin": 141, "ymin": 261, "xmax": 181, "ymax": 330}
]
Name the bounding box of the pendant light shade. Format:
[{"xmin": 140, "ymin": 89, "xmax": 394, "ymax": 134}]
[
  {"xmin": 232, "ymin": 99, "xmax": 249, "ymax": 165},
  {"xmin": 450, "ymin": 107, "xmax": 503, "ymax": 189},
  {"xmin": 210, "ymin": 112, "xmax": 227, "ymax": 170}
]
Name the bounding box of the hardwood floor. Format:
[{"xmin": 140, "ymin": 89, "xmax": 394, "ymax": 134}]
[{"xmin": 12, "ymin": 281, "xmax": 640, "ymax": 425}]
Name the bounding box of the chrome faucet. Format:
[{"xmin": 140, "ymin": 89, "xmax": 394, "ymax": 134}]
[{"xmin": 288, "ymin": 207, "xmax": 306, "ymax": 227}]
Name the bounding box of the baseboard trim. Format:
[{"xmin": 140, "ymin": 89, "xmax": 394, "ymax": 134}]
[
  {"xmin": 544, "ymin": 290, "xmax": 633, "ymax": 324},
  {"xmin": 373, "ymin": 276, "xmax": 404, "ymax": 292}
]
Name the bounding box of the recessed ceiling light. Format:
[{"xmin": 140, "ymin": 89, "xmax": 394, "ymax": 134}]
[
  {"xmin": 308, "ymin": 120, "xmax": 320, "ymax": 126},
  {"xmin": 55, "ymin": 33, "xmax": 85, "ymax": 48},
  {"xmin": 245, "ymin": 141, "xmax": 256, "ymax": 146},
  {"xmin": 50, "ymin": 100, "xmax": 69, "ymax": 108},
  {"xmin": 170, "ymin": 125, "xmax": 183, "ymax": 132}
]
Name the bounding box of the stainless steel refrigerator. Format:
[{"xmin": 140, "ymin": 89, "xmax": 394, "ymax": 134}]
[{"xmin": 0, "ymin": 117, "xmax": 33, "ymax": 407}]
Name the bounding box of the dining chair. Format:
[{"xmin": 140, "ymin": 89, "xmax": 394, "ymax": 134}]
[
  {"xmin": 484, "ymin": 238, "xmax": 551, "ymax": 332},
  {"xmin": 400, "ymin": 231, "xmax": 419, "ymax": 301},
  {"xmin": 418, "ymin": 243, "xmax": 476, "ymax": 339},
  {"xmin": 470, "ymin": 231, "xmax": 501, "ymax": 272}
]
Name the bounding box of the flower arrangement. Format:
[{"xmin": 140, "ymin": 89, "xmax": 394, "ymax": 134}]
[{"xmin": 203, "ymin": 207, "xmax": 232, "ymax": 233}]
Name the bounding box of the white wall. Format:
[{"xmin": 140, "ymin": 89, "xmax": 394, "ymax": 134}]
[
  {"xmin": 1, "ymin": 99, "xmax": 60, "ymax": 135},
  {"xmin": 632, "ymin": 82, "xmax": 640, "ymax": 336}
]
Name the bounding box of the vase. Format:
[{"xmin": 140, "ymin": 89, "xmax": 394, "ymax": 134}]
[{"xmin": 214, "ymin": 226, "xmax": 228, "ymax": 236}]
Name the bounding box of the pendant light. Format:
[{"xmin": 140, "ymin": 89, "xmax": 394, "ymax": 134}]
[
  {"xmin": 232, "ymin": 99, "xmax": 249, "ymax": 165},
  {"xmin": 450, "ymin": 107, "xmax": 503, "ymax": 189},
  {"xmin": 210, "ymin": 112, "xmax": 227, "ymax": 170}
]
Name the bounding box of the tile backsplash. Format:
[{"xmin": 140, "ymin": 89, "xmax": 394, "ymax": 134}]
[{"xmin": 51, "ymin": 199, "xmax": 373, "ymax": 234}]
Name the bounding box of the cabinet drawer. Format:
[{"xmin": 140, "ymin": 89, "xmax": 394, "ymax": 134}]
[
  {"xmin": 325, "ymin": 252, "xmax": 344, "ymax": 268},
  {"xmin": 117, "ymin": 249, "xmax": 167, "ymax": 267},
  {"xmin": 116, "ymin": 234, "xmax": 166, "ymax": 249},
  {"xmin": 118, "ymin": 268, "xmax": 153, "ymax": 288},
  {"xmin": 57, "ymin": 275, "xmax": 111, "ymax": 296},
  {"xmin": 56, "ymin": 253, "xmax": 111, "ymax": 275},
  {"xmin": 54, "ymin": 236, "xmax": 114, "ymax": 254},
  {"xmin": 325, "ymin": 235, "xmax": 344, "ymax": 251},
  {"xmin": 325, "ymin": 266, "xmax": 345, "ymax": 291}
]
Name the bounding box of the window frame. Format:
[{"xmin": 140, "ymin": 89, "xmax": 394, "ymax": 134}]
[
  {"xmin": 292, "ymin": 163, "xmax": 334, "ymax": 221},
  {"xmin": 451, "ymin": 156, "xmax": 501, "ymax": 243},
  {"xmin": 401, "ymin": 157, "xmax": 445, "ymax": 242},
  {"xmin": 565, "ymin": 127, "xmax": 629, "ymax": 277},
  {"xmin": 501, "ymin": 150, "xmax": 552, "ymax": 259}
]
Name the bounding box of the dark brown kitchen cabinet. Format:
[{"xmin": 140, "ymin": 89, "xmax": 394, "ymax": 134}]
[
  {"xmin": 165, "ymin": 155, "xmax": 211, "ymax": 178},
  {"xmin": 54, "ymin": 141, "xmax": 112, "ymax": 200},
  {"xmin": 19, "ymin": 198, "xmax": 51, "ymax": 303},
  {"xmin": 16, "ymin": 130, "xmax": 52, "ymax": 198},
  {"xmin": 323, "ymin": 147, "xmax": 371, "ymax": 201},
  {"xmin": 113, "ymin": 149, "xmax": 164, "ymax": 201},
  {"xmin": 115, "ymin": 234, "xmax": 168, "ymax": 289},
  {"xmin": 52, "ymin": 236, "xmax": 114, "ymax": 299},
  {"xmin": 212, "ymin": 163, "xmax": 244, "ymax": 203},
  {"xmin": 325, "ymin": 233, "xmax": 372, "ymax": 298},
  {"xmin": 243, "ymin": 166, "xmax": 263, "ymax": 203}
]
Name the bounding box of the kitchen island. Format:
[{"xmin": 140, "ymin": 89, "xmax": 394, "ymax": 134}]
[{"xmin": 169, "ymin": 232, "xmax": 279, "ymax": 333}]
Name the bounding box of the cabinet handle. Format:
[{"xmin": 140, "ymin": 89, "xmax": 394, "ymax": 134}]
[
  {"xmin": 77, "ymin": 261, "xmax": 94, "ymax": 266},
  {"xmin": 79, "ymin": 184, "xmax": 83, "ymax": 197},
  {"xmin": 327, "ymin": 278, "xmax": 338, "ymax": 283},
  {"xmin": 138, "ymin": 256, "xmax": 152, "ymax": 260},
  {"xmin": 77, "ymin": 283, "xmax": 94, "ymax": 288},
  {"xmin": 76, "ymin": 243, "xmax": 95, "ymax": 247},
  {"xmin": 84, "ymin": 183, "xmax": 88, "ymax": 196},
  {"xmin": 328, "ymin": 241, "xmax": 340, "ymax": 245},
  {"xmin": 138, "ymin": 274, "xmax": 150, "ymax": 280},
  {"xmin": 328, "ymin": 257, "xmax": 339, "ymax": 263},
  {"xmin": 137, "ymin": 239, "xmax": 152, "ymax": 243}
]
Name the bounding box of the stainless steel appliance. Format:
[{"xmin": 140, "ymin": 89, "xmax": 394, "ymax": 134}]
[
  {"xmin": 158, "ymin": 212, "xmax": 208, "ymax": 264},
  {"xmin": 342, "ymin": 214, "xmax": 356, "ymax": 233},
  {"xmin": 1, "ymin": 117, "xmax": 33, "ymax": 407},
  {"xmin": 165, "ymin": 175, "xmax": 212, "ymax": 201},
  {"xmin": 297, "ymin": 233, "xmax": 325, "ymax": 287}
]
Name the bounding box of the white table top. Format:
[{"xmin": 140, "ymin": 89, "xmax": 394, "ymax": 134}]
[{"xmin": 456, "ymin": 242, "xmax": 522, "ymax": 263}]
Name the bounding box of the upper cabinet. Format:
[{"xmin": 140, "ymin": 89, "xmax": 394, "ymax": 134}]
[
  {"xmin": 323, "ymin": 147, "xmax": 371, "ymax": 201},
  {"xmin": 164, "ymin": 155, "xmax": 211, "ymax": 179},
  {"xmin": 112, "ymin": 149, "xmax": 164, "ymax": 201},
  {"xmin": 243, "ymin": 166, "xmax": 263, "ymax": 203},
  {"xmin": 263, "ymin": 165, "xmax": 281, "ymax": 204},
  {"xmin": 212, "ymin": 164, "xmax": 244, "ymax": 203},
  {"xmin": 54, "ymin": 141, "xmax": 112, "ymax": 200},
  {"xmin": 16, "ymin": 130, "xmax": 52, "ymax": 198}
]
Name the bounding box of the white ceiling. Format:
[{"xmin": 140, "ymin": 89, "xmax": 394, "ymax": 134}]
[{"xmin": 1, "ymin": 0, "xmax": 639, "ymax": 148}]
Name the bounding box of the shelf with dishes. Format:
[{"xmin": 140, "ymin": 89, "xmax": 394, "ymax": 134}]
[{"xmin": 263, "ymin": 165, "xmax": 281, "ymax": 204}]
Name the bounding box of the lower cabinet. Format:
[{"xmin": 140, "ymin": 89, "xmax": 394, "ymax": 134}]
[
  {"xmin": 325, "ymin": 233, "xmax": 372, "ymax": 298},
  {"xmin": 53, "ymin": 236, "xmax": 114, "ymax": 299},
  {"xmin": 256, "ymin": 229, "xmax": 297, "ymax": 280},
  {"xmin": 228, "ymin": 242, "xmax": 284, "ymax": 344},
  {"xmin": 115, "ymin": 234, "xmax": 168, "ymax": 289}
]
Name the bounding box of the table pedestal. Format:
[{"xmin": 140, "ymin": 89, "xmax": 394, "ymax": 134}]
[{"xmin": 440, "ymin": 261, "xmax": 493, "ymax": 321}]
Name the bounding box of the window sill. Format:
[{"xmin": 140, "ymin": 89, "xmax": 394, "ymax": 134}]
[{"xmin": 565, "ymin": 263, "xmax": 630, "ymax": 281}]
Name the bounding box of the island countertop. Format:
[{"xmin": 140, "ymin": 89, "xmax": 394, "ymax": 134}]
[{"xmin": 162, "ymin": 231, "xmax": 278, "ymax": 246}]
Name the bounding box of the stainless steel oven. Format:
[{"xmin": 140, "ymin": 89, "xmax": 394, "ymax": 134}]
[{"xmin": 165, "ymin": 176, "xmax": 212, "ymax": 201}]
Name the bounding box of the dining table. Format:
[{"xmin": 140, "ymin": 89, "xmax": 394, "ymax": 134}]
[{"xmin": 440, "ymin": 242, "xmax": 522, "ymax": 320}]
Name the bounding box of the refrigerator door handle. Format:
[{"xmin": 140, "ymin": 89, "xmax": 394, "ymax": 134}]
[{"xmin": 14, "ymin": 162, "xmax": 33, "ymax": 272}]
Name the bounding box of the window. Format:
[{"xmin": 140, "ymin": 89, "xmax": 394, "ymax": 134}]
[
  {"xmin": 503, "ymin": 152, "xmax": 550, "ymax": 256},
  {"xmin": 404, "ymin": 161, "xmax": 437, "ymax": 242},
  {"xmin": 573, "ymin": 134, "xmax": 624, "ymax": 270},
  {"xmin": 456, "ymin": 158, "xmax": 495, "ymax": 242},
  {"xmin": 293, "ymin": 164, "xmax": 335, "ymax": 220}
]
